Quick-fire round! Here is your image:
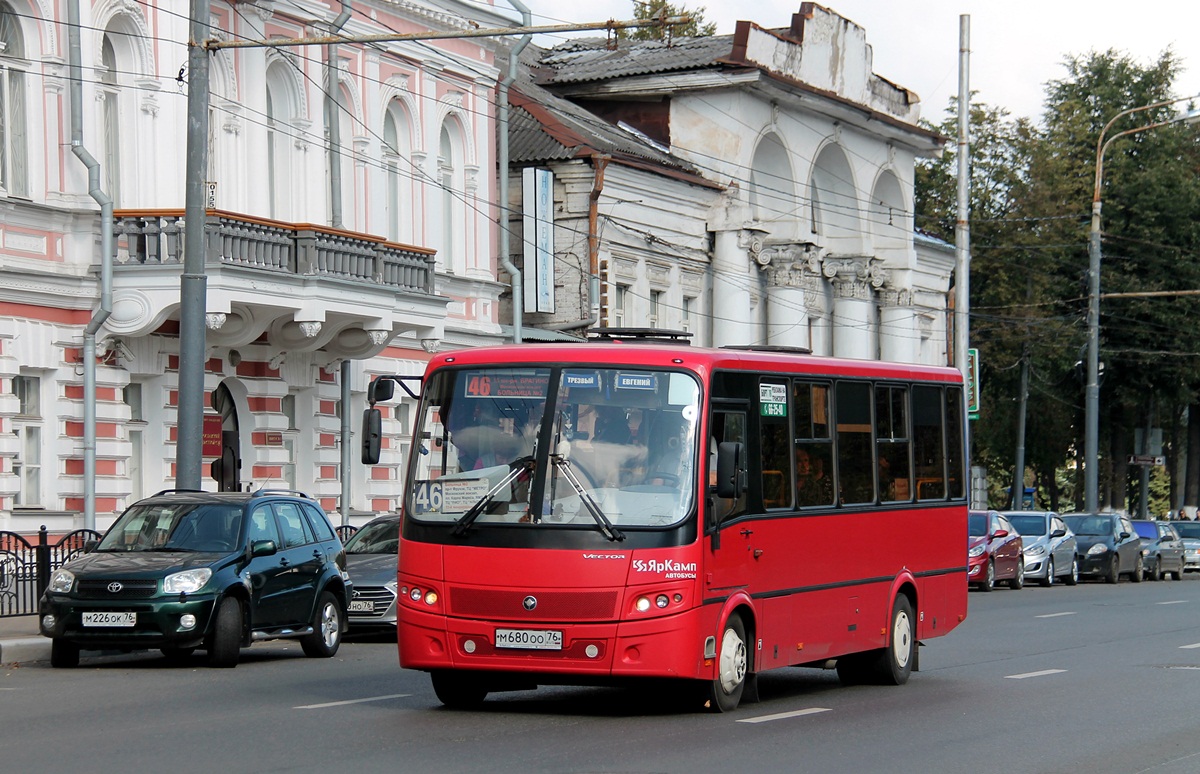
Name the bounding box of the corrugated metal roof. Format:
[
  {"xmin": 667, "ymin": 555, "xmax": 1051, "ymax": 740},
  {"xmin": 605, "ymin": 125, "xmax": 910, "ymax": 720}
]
[
  {"xmin": 507, "ymin": 44, "xmax": 707, "ymax": 178},
  {"xmin": 536, "ymin": 35, "xmax": 736, "ymax": 85}
]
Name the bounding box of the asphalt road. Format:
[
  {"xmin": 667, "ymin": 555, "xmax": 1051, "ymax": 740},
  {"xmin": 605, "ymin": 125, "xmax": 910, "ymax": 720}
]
[{"xmin": 4, "ymin": 577, "xmax": 1200, "ymax": 774}]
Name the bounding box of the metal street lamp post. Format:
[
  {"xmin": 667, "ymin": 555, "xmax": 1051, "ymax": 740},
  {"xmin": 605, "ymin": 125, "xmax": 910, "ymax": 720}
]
[{"xmin": 1085, "ymin": 96, "xmax": 1200, "ymax": 512}]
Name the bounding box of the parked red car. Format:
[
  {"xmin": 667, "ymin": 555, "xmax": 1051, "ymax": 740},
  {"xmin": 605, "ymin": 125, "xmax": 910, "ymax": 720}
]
[{"xmin": 968, "ymin": 509, "xmax": 1024, "ymax": 591}]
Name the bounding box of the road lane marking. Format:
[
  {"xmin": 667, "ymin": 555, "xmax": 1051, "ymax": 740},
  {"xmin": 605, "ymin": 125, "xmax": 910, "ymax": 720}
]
[
  {"xmin": 1035, "ymin": 612, "xmax": 1077, "ymax": 619},
  {"xmin": 1157, "ymin": 600, "xmax": 1187, "ymax": 605},
  {"xmin": 1005, "ymin": 669, "xmax": 1067, "ymax": 680},
  {"xmin": 737, "ymin": 707, "xmax": 832, "ymax": 724},
  {"xmin": 1179, "ymin": 643, "xmax": 1200, "ymax": 649},
  {"xmin": 295, "ymin": 693, "xmax": 411, "ymax": 709}
]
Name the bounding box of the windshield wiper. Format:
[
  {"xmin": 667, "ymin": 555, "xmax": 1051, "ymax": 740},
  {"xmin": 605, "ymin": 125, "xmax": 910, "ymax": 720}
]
[
  {"xmin": 452, "ymin": 456, "xmax": 535, "ymax": 537},
  {"xmin": 551, "ymin": 455, "xmax": 624, "ymax": 542}
]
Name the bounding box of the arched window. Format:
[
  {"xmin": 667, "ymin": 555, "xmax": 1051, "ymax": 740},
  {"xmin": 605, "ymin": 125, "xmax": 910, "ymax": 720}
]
[
  {"xmin": 437, "ymin": 122, "xmax": 463, "ymax": 274},
  {"xmin": 749, "ymin": 133, "xmax": 794, "ymax": 228},
  {"xmin": 99, "ymin": 33, "xmax": 121, "ymax": 204},
  {"xmin": 383, "ymin": 101, "xmax": 413, "ymax": 244},
  {"xmin": 0, "ymin": 1, "xmax": 28, "ymax": 197},
  {"xmin": 324, "ymin": 82, "xmax": 354, "ymax": 227},
  {"xmin": 265, "ymin": 61, "xmax": 297, "ymax": 221}
]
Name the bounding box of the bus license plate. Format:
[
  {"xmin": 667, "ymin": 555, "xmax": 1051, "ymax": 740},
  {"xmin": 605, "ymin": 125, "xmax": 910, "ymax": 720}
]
[
  {"xmin": 495, "ymin": 628, "xmax": 563, "ymax": 650},
  {"xmin": 82, "ymin": 612, "xmax": 136, "ymax": 627}
]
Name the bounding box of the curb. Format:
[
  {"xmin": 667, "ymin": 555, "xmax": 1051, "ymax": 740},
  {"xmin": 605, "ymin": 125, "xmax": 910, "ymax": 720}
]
[{"xmin": 0, "ymin": 637, "xmax": 51, "ymax": 666}]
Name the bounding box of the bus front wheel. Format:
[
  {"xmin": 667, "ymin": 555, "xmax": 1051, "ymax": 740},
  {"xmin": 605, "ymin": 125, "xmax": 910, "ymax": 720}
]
[
  {"xmin": 872, "ymin": 594, "xmax": 915, "ymax": 685},
  {"xmin": 704, "ymin": 614, "xmax": 748, "ymax": 712},
  {"xmin": 431, "ymin": 670, "xmax": 488, "ymax": 709}
]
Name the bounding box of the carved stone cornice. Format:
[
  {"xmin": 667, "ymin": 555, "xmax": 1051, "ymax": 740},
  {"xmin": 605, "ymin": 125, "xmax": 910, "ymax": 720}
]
[
  {"xmin": 879, "ymin": 286, "xmax": 913, "ymax": 307},
  {"xmin": 750, "ymin": 240, "xmax": 824, "ymax": 290},
  {"xmin": 823, "ymin": 256, "xmax": 888, "ymax": 301}
]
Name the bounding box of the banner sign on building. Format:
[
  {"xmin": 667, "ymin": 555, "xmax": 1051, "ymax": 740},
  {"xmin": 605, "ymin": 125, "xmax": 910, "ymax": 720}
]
[{"xmin": 522, "ymin": 168, "xmax": 555, "ymax": 314}]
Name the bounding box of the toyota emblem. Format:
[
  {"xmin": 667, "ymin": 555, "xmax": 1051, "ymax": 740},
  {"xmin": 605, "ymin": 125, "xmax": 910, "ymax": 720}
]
[
  {"xmin": 107, "ymin": 581, "xmax": 123, "ymax": 593},
  {"xmin": 522, "ymin": 595, "xmax": 537, "ymax": 611}
]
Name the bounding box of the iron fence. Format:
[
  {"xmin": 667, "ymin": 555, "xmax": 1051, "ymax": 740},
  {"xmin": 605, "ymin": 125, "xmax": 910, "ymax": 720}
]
[{"xmin": 0, "ymin": 527, "xmax": 103, "ymax": 618}]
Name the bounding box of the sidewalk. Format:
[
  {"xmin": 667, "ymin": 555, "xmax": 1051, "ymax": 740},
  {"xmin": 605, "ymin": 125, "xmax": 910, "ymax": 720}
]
[{"xmin": 0, "ymin": 615, "xmax": 51, "ymax": 666}]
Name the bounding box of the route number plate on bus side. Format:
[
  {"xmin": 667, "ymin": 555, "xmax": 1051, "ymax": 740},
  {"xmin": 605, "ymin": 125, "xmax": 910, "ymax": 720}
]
[{"xmin": 495, "ymin": 628, "xmax": 563, "ymax": 650}]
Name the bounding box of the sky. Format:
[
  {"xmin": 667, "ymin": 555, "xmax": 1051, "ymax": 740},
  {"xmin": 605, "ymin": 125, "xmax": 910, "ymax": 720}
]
[{"xmin": 519, "ymin": 0, "xmax": 1200, "ymax": 124}]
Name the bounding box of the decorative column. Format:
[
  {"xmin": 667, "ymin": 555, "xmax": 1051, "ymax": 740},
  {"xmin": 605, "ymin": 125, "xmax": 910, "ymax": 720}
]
[
  {"xmin": 752, "ymin": 241, "xmax": 824, "ymax": 351},
  {"xmin": 710, "ymin": 228, "xmax": 755, "ymax": 348},
  {"xmin": 879, "ymin": 286, "xmax": 917, "ymax": 364},
  {"xmin": 823, "ymin": 256, "xmax": 887, "ymax": 360}
]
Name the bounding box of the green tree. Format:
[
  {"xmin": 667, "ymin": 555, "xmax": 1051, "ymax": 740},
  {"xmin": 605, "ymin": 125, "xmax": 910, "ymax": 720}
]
[
  {"xmin": 624, "ymin": 1, "xmax": 717, "ymax": 40},
  {"xmin": 1037, "ymin": 49, "xmax": 1200, "ymax": 511},
  {"xmin": 916, "ymin": 99, "xmax": 1079, "ymax": 511}
]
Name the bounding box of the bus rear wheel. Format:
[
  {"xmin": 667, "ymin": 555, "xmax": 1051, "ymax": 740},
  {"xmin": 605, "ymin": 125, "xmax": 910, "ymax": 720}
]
[
  {"xmin": 431, "ymin": 671, "xmax": 488, "ymax": 709},
  {"xmin": 704, "ymin": 614, "xmax": 748, "ymax": 712}
]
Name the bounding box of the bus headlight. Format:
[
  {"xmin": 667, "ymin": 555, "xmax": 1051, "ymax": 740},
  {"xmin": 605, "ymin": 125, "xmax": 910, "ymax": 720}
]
[{"xmin": 635, "ymin": 596, "xmax": 651, "ymax": 612}]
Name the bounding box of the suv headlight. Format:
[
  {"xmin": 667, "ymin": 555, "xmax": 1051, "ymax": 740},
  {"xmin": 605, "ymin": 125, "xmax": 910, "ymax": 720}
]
[
  {"xmin": 1088, "ymin": 544, "xmax": 1109, "ymax": 555},
  {"xmin": 968, "ymin": 544, "xmax": 985, "ymax": 558},
  {"xmin": 163, "ymin": 568, "xmax": 212, "ymax": 594},
  {"xmin": 48, "ymin": 569, "xmax": 75, "ymax": 594}
]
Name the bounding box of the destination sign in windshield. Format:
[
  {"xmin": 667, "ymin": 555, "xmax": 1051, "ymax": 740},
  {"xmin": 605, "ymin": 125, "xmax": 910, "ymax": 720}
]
[{"xmin": 462, "ymin": 370, "xmax": 548, "ymax": 398}]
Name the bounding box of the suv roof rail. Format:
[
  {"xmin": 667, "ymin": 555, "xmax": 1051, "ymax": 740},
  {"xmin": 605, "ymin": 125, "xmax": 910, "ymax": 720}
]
[
  {"xmin": 249, "ymin": 488, "xmax": 313, "ymax": 500},
  {"xmin": 149, "ymin": 488, "xmax": 209, "ymax": 497},
  {"xmin": 586, "ymin": 327, "xmax": 692, "ymax": 344}
]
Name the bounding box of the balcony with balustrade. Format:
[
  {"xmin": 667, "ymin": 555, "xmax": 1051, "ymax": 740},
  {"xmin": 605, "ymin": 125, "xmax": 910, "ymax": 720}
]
[{"xmin": 102, "ymin": 210, "xmax": 447, "ymax": 359}]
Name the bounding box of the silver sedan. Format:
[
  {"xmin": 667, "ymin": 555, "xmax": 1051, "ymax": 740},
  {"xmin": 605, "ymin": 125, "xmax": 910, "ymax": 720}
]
[{"xmin": 1004, "ymin": 511, "xmax": 1079, "ymax": 587}]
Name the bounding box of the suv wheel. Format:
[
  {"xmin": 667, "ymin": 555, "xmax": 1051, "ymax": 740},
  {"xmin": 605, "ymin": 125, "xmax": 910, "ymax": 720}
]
[
  {"xmin": 207, "ymin": 596, "xmax": 242, "ymax": 668},
  {"xmin": 50, "ymin": 639, "xmax": 80, "ymax": 668},
  {"xmin": 301, "ymin": 591, "xmax": 345, "ymax": 658}
]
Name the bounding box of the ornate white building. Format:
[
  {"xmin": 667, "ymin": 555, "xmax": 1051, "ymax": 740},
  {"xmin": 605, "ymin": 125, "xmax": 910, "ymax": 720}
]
[
  {"xmin": 0, "ymin": 0, "xmax": 511, "ymax": 531},
  {"xmin": 509, "ymin": 3, "xmax": 953, "ymax": 364}
]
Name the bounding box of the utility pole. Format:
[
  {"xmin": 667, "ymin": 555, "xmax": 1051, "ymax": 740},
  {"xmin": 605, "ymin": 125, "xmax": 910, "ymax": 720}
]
[
  {"xmin": 955, "ymin": 15, "xmax": 973, "ymax": 504},
  {"xmin": 177, "ymin": 0, "xmax": 211, "ymax": 489}
]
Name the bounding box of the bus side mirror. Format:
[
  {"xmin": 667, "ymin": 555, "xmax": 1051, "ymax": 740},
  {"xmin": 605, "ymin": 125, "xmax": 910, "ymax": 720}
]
[
  {"xmin": 362, "ymin": 408, "xmax": 383, "ymax": 464},
  {"xmin": 368, "ymin": 377, "xmax": 396, "ymax": 404},
  {"xmin": 715, "ymin": 441, "xmax": 745, "ymax": 499}
]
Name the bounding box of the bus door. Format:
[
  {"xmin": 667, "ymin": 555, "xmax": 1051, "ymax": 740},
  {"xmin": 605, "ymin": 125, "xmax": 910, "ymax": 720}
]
[{"xmin": 704, "ymin": 407, "xmax": 751, "ymax": 603}]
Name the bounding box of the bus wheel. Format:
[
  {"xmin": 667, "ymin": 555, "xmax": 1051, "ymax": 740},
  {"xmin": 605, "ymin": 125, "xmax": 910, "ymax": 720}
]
[
  {"xmin": 870, "ymin": 595, "xmax": 915, "ymax": 686},
  {"xmin": 705, "ymin": 614, "xmax": 748, "ymax": 712},
  {"xmin": 835, "ymin": 652, "xmax": 869, "ymax": 686},
  {"xmin": 431, "ymin": 671, "xmax": 488, "ymax": 709}
]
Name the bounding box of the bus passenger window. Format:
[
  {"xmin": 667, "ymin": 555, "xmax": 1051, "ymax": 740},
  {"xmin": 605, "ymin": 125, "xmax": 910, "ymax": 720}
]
[
  {"xmin": 796, "ymin": 445, "xmax": 834, "ymax": 506},
  {"xmin": 836, "ymin": 381, "xmax": 874, "ymax": 505},
  {"xmin": 913, "ymin": 385, "xmax": 946, "ymax": 500}
]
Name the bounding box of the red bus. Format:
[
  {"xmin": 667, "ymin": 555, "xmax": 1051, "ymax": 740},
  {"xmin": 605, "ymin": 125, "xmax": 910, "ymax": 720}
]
[{"xmin": 364, "ymin": 332, "xmax": 968, "ymax": 711}]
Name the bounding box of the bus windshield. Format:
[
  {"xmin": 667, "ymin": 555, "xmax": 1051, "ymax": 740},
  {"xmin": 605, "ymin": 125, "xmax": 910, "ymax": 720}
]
[{"xmin": 406, "ymin": 366, "xmax": 702, "ymax": 532}]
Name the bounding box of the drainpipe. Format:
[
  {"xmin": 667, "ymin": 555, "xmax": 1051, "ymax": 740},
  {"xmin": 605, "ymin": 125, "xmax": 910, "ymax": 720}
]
[
  {"xmin": 499, "ymin": 0, "xmax": 532, "ymax": 343},
  {"xmin": 325, "ymin": 1, "xmax": 354, "ymax": 527},
  {"xmin": 544, "ymin": 153, "xmax": 607, "ymax": 332},
  {"xmin": 327, "ymin": 1, "xmax": 351, "ymax": 228},
  {"xmin": 70, "ymin": 0, "xmax": 114, "ymax": 531}
]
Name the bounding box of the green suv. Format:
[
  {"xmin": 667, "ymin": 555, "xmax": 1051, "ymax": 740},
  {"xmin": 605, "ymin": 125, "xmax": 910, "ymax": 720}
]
[{"xmin": 39, "ymin": 489, "xmax": 351, "ymax": 668}]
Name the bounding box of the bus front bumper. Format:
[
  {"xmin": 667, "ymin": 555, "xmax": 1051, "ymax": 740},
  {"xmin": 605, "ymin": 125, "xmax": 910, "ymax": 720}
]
[{"xmin": 398, "ymin": 606, "xmax": 710, "ymax": 680}]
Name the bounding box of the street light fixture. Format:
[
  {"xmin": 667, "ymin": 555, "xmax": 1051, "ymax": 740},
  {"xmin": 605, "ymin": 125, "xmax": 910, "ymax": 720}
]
[{"xmin": 1084, "ymin": 96, "xmax": 1200, "ymax": 512}]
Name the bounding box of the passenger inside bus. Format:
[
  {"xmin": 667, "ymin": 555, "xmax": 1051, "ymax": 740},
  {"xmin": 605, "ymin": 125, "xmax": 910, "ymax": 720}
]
[{"xmin": 796, "ymin": 447, "xmax": 834, "ymax": 506}]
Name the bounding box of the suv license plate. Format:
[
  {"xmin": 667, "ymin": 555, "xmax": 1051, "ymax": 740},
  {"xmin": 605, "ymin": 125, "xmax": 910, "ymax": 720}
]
[
  {"xmin": 495, "ymin": 628, "xmax": 563, "ymax": 650},
  {"xmin": 82, "ymin": 612, "xmax": 136, "ymax": 627}
]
